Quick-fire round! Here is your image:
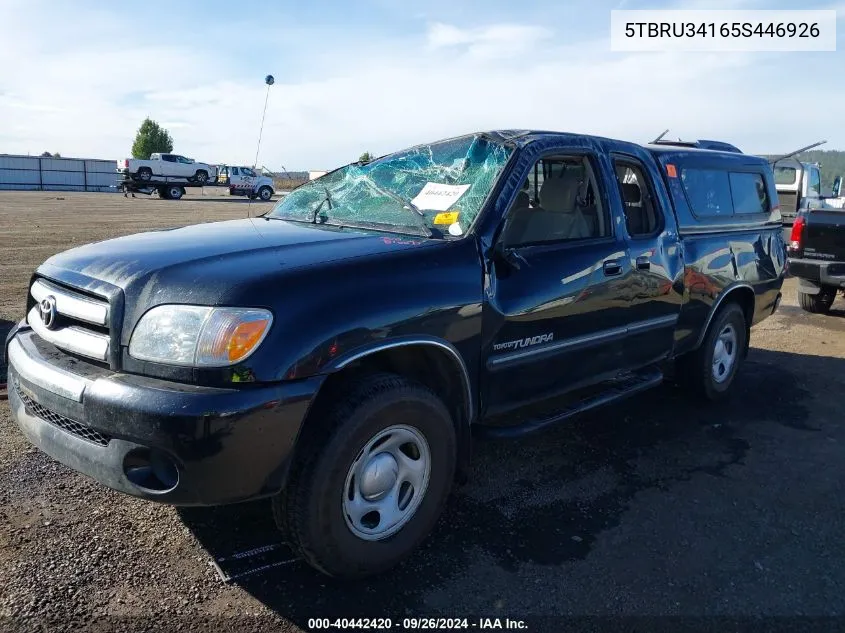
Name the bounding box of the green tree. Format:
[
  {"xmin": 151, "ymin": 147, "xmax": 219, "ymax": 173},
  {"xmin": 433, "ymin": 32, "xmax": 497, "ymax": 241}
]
[
  {"xmin": 131, "ymin": 118, "xmax": 174, "ymax": 159},
  {"xmin": 358, "ymin": 151, "xmax": 372, "ymax": 163}
]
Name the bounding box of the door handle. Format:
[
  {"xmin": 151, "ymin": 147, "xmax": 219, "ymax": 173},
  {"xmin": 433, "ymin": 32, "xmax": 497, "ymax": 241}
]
[
  {"xmin": 603, "ymin": 259, "xmax": 623, "ymax": 276},
  {"xmin": 636, "ymin": 255, "xmax": 651, "ymax": 271}
]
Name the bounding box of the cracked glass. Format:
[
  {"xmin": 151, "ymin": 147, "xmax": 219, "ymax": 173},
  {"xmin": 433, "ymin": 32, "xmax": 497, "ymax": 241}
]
[{"xmin": 267, "ymin": 134, "xmax": 514, "ymax": 237}]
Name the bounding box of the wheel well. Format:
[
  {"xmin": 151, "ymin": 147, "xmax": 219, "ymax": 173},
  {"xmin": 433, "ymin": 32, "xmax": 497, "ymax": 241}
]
[
  {"xmin": 713, "ymin": 286, "xmax": 755, "ymax": 356},
  {"xmin": 306, "ymin": 345, "xmax": 472, "ymax": 476},
  {"xmin": 725, "ymin": 286, "xmax": 755, "ymax": 326}
]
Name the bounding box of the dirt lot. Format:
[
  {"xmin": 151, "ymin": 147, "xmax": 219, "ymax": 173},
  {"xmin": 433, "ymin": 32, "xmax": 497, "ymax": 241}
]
[{"xmin": 1, "ymin": 192, "xmax": 844, "ymax": 632}]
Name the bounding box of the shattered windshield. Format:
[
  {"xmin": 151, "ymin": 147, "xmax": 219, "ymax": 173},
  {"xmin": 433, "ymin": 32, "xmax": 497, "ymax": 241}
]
[{"xmin": 267, "ymin": 134, "xmax": 513, "ymax": 237}]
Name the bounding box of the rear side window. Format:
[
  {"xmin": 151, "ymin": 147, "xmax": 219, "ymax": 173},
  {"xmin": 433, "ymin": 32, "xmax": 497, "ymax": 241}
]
[
  {"xmin": 681, "ymin": 167, "xmax": 770, "ymax": 218},
  {"xmin": 729, "ymin": 172, "xmax": 768, "ymax": 214},
  {"xmin": 680, "ymin": 169, "xmax": 733, "ymax": 217}
]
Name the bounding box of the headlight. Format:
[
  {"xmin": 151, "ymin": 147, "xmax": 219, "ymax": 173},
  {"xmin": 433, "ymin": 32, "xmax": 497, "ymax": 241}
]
[{"xmin": 129, "ymin": 305, "xmax": 273, "ymax": 367}]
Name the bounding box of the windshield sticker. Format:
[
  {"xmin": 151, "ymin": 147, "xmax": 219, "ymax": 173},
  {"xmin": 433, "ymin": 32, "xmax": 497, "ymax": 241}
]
[
  {"xmin": 411, "ymin": 183, "xmax": 471, "ymax": 212},
  {"xmin": 448, "ymin": 222, "xmax": 463, "ymax": 236},
  {"xmin": 433, "ymin": 211, "xmax": 460, "ymax": 225}
]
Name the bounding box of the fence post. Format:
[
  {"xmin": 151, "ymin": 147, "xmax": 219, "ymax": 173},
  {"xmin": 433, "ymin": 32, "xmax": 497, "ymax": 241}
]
[
  {"xmin": 83, "ymin": 161, "xmax": 88, "ymax": 192},
  {"xmin": 38, "ymin": 158, "xmax": 43, "ymax": 191}
]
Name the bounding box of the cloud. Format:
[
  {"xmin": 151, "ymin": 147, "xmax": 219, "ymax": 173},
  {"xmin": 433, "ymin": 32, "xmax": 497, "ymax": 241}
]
[
  {"xmin": 1, "ymin": 2, "xmax": 843, "ymax": 169},
  {"xmin": 426, "ymin": 22, "xmax": 553, "ymax": 59}
]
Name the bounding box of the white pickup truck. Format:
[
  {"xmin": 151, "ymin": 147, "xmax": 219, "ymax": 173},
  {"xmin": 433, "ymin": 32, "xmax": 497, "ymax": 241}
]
[
  {"xmin": 117, "ymin": 153, "xmax": 217, "ymax": 184},
  {"xmin": 216, "ymin": 165, "xmax": 276, "ymax": 201}
]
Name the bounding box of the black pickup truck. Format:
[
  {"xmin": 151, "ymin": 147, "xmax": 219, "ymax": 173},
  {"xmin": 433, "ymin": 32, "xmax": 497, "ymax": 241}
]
[
  {"xmin": 5, "ymin": 131, "xmax": 786, "ymax": 579},
  {"xmin": 787, "ymin": 208, "xmax": 845, "ymax": 312}
]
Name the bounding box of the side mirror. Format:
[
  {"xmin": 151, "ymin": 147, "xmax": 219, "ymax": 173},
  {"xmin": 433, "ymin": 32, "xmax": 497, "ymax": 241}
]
[
  {"xmin": 492, "ymin": 236, "xmax": 522, "ymax": 270},
  {"xmin": 833, "ymin": 177, "xmax": 841, "ymax": 198}
]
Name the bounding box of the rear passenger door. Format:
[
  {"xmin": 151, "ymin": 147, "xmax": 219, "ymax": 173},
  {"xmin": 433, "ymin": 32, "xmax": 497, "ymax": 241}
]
[
  {"xmin": 482, "ymin": 147, "xmax": 633, "ymax": 415},
  {"xmin": 610, "ymin": 153, "xmax": 683, "ymax": 368}
]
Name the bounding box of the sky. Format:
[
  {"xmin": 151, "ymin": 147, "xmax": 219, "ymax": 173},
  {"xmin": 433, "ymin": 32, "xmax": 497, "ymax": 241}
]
[{"xmin": 1, "ymin": 0, "xmax": 843, "ymax": 170}]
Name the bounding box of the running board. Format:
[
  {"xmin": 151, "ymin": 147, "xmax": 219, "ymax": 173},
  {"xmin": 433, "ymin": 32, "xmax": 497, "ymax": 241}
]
[{"xmin": 474, "ymin": 368, "xmax": 664, "ymax": 439}]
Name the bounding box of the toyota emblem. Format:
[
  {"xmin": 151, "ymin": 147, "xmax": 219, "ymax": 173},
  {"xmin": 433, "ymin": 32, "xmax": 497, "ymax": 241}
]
[{"xmin": 39, "ymin": 295, "xmax": 58, "ymax": 329}]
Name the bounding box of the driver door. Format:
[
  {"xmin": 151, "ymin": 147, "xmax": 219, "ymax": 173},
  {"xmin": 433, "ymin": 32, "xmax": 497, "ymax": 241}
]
[{"xmin": 482, "ymin": 148, "xmax": 633, "ymax": 416}]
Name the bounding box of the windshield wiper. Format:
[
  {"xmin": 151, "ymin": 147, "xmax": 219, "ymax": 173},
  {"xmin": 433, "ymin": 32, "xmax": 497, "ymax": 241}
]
[
  {"xmin": 364, "ymin": 179, "xmax": 433, "ymax": 238},
  {"xmin": 311, "ymin": 188, "xmax": 333, "ymax": 223}
]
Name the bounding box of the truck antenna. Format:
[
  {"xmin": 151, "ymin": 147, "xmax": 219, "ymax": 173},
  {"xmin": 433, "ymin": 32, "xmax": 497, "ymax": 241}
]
[
  {"xmin": 651, "ymin": 129, "xmax": 670, "ymax": 144},
  {"xmin": 248, "ymin": 74, "xmax": 275, "ymax": 219},
  {"xmin": 769, "ymin": 140, "xmax": 827, "ymax": 166}
]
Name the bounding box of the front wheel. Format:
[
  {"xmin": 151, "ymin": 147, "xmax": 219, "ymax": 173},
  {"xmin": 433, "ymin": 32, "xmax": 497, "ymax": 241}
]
[
  {"xmin": 273, "ymin": 373, "xmax": 456, "ymax": 579},
  {"xmin": 798, "ymin": 288, "xmax": 835, "ymax": 314},
  {"xmin": 679, "ymin": 302, "xmax": 747, "ymax": 401},
  {"xmin": 194, "ymin": 170, "xmax": 209, "ymax": 184},
  {"xmin": 257, "ymin": 186, "xmax": 273, "ymax": 201}
]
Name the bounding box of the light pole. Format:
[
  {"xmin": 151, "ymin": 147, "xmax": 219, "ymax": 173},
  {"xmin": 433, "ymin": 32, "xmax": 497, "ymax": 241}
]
[{"xmin": 253, "ymin": 74, "xmax": 274, "ymax": 169}]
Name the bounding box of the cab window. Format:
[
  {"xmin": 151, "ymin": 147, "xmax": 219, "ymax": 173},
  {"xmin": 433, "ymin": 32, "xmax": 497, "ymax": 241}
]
[
  {"xmin": 231, "ymin": 167, "xmax": 240, "ymax": 175},
  {"xmin": 809, "ymin": 168, "xmax": 821, "ymax": 196},
  {"xmin": 241, "ymin": 167, "xmax": 256, "ymax": 177},
  {"xmin": 502, "ymin": 155, "xmax": 610, "ymax": 247},
  {"xmin": 613, "ymin": 160, "xmax": 661, "ymax": 237}
]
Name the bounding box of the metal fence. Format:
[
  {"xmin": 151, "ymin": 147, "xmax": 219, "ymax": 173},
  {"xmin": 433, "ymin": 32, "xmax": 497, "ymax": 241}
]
[{"xmin": 0, "ymin": 154, "xmax": 117, "ymax": 192}]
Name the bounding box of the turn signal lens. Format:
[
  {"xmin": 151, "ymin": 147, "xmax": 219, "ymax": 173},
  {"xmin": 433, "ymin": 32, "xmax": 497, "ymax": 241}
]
[{"xmin": 195, "ymin": 309, "xmax": 273, "ymax": 366}]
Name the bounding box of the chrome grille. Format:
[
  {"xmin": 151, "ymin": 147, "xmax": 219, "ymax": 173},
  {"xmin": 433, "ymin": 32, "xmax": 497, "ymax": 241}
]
[
  {"xmin": 14, "ymin": 378, "xmax": 111, "ymax": 446},
  {"xmin": 28, "ymin": 279, "xmax": 111, "ymax": 362}
]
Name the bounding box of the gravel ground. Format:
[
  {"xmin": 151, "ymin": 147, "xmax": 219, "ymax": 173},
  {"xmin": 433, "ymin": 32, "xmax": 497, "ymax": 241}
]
[{"xmin": 1, "ymin": 192, "xmax": 844, "ymax": 632}]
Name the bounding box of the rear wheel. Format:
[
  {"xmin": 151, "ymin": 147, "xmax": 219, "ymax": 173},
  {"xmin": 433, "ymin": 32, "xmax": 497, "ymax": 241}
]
[
  {"xmin": 798, "ymin": 287, "xmax": 835, "ymax": 314},
  {"xmin": 162, "ymin": 185, "xmax": 183, "ymax": 200},
  {"xmin": 137, "ymin": 167, "xmax": 152, "ymax": 182},
  {"xmin": 679, "ymin": 302, "xmax": 747, "ymax": 401},
  {"xmin": 273, "ymin": 373, "xmax": 457, "ymax": 579}
]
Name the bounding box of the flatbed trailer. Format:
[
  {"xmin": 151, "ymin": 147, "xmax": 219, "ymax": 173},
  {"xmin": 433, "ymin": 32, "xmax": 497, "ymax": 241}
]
[{"xmin": 117, "ymin": 173, "xmax": 223, "ymax": 200}]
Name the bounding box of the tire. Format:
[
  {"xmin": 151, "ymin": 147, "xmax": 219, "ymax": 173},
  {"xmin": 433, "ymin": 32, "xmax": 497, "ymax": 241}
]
[
  {"xmin": 194, "ymin": 170, "xmax": 209, "ymax": 184},
  {"xmin": 273, "ymin": 373, "xmax": 457, "ymax": 579},
  {"xmin": 257, "ymin": 186, "xmax": 273, "ymax": 201},
  {"xmin": 798, "ymin": 288, "xmax": 835, "ymax": 314},
  {"xmin": 679, "ymin": 302, "xmax": 747, "ymax": 401},
  {"xmin": 167, "ymin": 186, "xmax": 184, "ymax": 200},
  {"xmin": 137, "ymin": 168, "xmax": 152, "ymax": 182}
]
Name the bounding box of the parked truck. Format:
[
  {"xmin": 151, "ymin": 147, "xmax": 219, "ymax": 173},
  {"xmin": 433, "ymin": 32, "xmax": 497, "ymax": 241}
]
[
  {"xmin": 216, "ymin": 165, "xmax": 275, "ymax": 200},
  {"xmin": 787, "ymin": 207, "xmax": 845, "ymax": 312},
  {"xmin": 7, "ymin": 130, "xmax": 786, "ymax": 579}
]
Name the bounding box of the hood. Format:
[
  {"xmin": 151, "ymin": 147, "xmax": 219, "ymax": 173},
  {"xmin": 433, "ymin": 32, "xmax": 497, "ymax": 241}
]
[
  {"xmin": 37, "ymin": 218, "xmax": 437, "ymax": 337},
  {"xmin": 42, "ymin": 217, "xmax": 431, "ymax": 288}
]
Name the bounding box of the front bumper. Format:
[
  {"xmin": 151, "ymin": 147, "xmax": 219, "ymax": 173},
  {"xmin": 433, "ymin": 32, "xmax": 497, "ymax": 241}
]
[
  {"xmin": 787, "ymin": 257, "xmax": 845, "ymax": 293},
  {"xmin": 6, "ymin": 328, "xmax": 323, "ymax": 506}
]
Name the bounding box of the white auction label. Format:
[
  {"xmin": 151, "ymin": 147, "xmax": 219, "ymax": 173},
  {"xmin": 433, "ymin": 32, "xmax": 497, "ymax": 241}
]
[
  {"xmin": 410, "ymin": 183, "xmax": 471, "ymax": 212},
  {"xmin": 610, "ymin": 10, "xmax": 836, "ymax": 52}
]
